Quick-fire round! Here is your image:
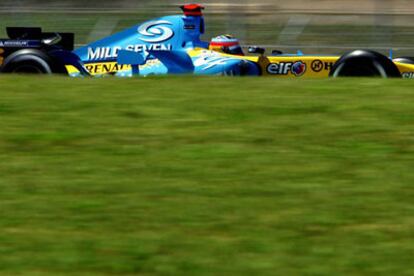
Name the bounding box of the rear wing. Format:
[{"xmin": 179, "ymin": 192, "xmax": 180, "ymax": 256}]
[{"xmin": 6, "ymin": 27, "xmax": 74, "ymax": 51}]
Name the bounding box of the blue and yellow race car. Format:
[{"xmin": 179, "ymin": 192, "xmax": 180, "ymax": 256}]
[{"xmin": 1, "ymin": 4, "xmax": 414, "ymax": 78}]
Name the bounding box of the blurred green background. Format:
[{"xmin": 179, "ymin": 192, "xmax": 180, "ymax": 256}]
[{"xmin": 1, "ymin": 0, "xmax": 414, "ymax": 56}]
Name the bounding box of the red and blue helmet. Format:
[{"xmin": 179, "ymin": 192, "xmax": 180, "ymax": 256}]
[{"xmin": 209, "ymin": 35, "xmax": 244, "ymax": 56}]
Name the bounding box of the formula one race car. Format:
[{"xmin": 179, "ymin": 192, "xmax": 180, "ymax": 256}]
[{"xmin": 1, "ymin": 4, "xmax": 414, "ymax": 78}]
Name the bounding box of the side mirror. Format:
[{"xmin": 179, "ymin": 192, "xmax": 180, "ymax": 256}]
[
  {"xmin": 41, "ymin": 33, "xmax": 62, "ymax": 46},
  {"xmin": 271, "ymin": 50, "xmax": 283, "ymax": 56},
  {"xmin": 248, "ymin": 46, "xmax": 265, "ymax": 55}
]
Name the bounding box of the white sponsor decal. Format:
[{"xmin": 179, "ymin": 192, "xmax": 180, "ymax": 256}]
[
  {"xmin": 193, "ymin": 50, "xmax": 239, "ymax": 71},
  {"xmin": 2, "ymin": 40, "xmax": 31, "ymax": 47},
  {"xmin": 87, "ymin": 44, "xmax": 172, "ymax": 60},
  {"xmin": 402, "ymin": 72, "xmax": 414, "ymax": 78},
  {"xmin": 267, "ymin": 61, "xmax": 306, "ymax": 76},
  {"xmin": 267, "ymin": 63, "xmax": 291, "ymax": 75},
  {"xmin": 137, "ymin": 20, "xmax": 174, "ymax": 43},
  {"xmin": 194, "ymin": 56, "xmax": 229, "ymax": 70}
]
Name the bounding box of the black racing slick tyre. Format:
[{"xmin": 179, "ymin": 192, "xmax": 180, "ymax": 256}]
[
  {"xmin": 329, "ymin": 50, "xmax": 401, "ymax": 78},
  {"xmin": 1, "ymin": 49, "xmax": 53, "ymax": 74}
]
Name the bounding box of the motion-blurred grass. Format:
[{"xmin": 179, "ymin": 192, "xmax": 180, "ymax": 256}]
[{"xmin": 1, "ymin": 76, "xmax": 414, "ymax": 275}]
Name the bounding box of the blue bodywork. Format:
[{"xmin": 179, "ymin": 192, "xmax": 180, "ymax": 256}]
[{"xmin": 73, "ymin": 10, "xmax": 260, "ymax": 76}]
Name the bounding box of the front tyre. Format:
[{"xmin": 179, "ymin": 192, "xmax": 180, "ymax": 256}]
[{"xmin": 330, "ymin": 50, "xmax": 401, "ymax": 78}]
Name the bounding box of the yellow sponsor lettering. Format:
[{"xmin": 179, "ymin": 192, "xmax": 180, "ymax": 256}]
[{"xmin": 84, "ymin": 62, "xmax": 131, "ymax": 75}]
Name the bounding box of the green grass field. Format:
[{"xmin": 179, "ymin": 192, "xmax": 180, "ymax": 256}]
[{"xmin": 1, "ymin": 76, "xmax": 414, "ymax": 275}]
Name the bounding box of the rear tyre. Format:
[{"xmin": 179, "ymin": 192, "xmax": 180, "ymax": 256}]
[
  {"xmin": 1, "ymin": 49, "xmax": 53, "ymax": 74},
  {"xmin": 3, "ymin": 59, "xmax": 52, "ymax": 74},
  {"xmin": 330, "ymin": 50, "xmax": 401, "ymax": 78}
]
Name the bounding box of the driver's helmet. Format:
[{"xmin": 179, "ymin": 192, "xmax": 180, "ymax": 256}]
[{"xmin": 209, "ymin": 35, "xmax": 244, "ymax": 56}]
